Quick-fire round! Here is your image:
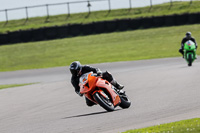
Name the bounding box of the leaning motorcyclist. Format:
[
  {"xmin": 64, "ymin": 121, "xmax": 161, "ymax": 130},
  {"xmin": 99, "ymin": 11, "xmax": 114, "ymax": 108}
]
[
  {"xmin": 179, "ymin": 32, "xmax": 198, "ymax": 58},
  {"xmin": 69, "ymin": 61, "xmax": 124, "ymax": 106}
]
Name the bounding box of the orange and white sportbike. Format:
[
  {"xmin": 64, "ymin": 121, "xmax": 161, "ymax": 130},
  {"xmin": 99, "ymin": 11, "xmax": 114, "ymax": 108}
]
[{"xmin": 79, "ymin": 72, "xmax": 131, "ymax": 111}]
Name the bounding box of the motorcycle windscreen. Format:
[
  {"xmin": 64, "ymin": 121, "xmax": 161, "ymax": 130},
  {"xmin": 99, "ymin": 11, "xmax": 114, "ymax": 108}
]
[
  {"xmin": 184, "ymin": 40, "xmax": 196, "ymax": 51},
  {"xmin": 79, "ymin": 72, "xmax": 98, "ymax": 94}
]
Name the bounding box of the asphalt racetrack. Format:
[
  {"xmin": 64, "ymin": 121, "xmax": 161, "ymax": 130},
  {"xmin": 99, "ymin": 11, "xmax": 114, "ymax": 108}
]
[{"xmin": 0, "ymin": 57, "xmax": 200, "ymax": 133}]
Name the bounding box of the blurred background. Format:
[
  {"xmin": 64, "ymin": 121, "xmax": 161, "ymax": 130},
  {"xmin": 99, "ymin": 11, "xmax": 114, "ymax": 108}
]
[{"xmin": 0, "ymin": 0, "xmax": 192, "ymax": 22}]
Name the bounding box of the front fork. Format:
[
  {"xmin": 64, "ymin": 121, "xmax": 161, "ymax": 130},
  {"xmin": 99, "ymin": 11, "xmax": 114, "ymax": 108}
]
[
  {"xmin": 111, "ymin": 85, "xmax": 126, "ymax": 98},
  {"xmin": 93, "ymin": 90, "xmax": 109, "ymax": 100},
  {"xmin": 184, "ymin": 50, "xmax": 197, "ymax": 60}
]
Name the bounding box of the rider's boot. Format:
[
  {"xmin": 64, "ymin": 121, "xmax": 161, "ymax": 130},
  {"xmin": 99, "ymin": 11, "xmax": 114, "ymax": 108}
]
[
  {"xmin": 110, "ymin": 80, "xmax": 124, "ymax": 90},
  {"xmin": 179, "ymin": 49, "xmax": 184, "ymax": 58},
  {"xmin": 182, "ymin": 53, "xmax": 184, "ymax": 58}
]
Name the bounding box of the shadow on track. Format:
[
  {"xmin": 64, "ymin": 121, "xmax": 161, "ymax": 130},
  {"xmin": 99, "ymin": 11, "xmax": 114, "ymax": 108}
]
[
  {"xmin": 179, "ymin": 66, "xmax": 190, "ymax": 68},
  {"xmin": 63, "ymin": 109, "xmax": 121, "ymax": 119}
]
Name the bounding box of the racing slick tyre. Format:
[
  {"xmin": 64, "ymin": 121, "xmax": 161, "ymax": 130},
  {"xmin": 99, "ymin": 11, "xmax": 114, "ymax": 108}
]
[
  {"xmin": 188, "ymin": 54, "xmax": 192, "ymax": 66},
  {"xmin": 119, "ymin": 92, "xmax": 131, "ymax": 109}
]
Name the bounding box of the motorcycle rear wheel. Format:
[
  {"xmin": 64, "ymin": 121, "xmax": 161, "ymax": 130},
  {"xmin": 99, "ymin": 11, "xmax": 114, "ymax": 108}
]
[
  {"xmin": 93, "ymin": 92, "xmax": 115, "ymax": 112},
  {"xmin": 119, "ymin": 93, "xmax": 131, "ymax": 109}
]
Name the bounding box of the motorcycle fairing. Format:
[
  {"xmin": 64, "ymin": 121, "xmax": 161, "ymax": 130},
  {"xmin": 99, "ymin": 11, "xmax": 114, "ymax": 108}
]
[
  {"xmin": 79, "ymin": 72, "xmax": 121, "ymax": 106},
  {"xmin": 184, "ymin": 40, "xmax": 197, "ymax": 63},
  {"xmin": 95, "ymin": 78, "xmax": 121, "ymax": 106}
]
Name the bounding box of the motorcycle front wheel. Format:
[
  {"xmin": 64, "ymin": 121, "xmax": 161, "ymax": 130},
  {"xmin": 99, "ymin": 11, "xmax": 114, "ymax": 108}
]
[
  {"xmin": 93, "ymin": 92, "xmax": 115, "ymax": 112},
  {"xmin": 188, "ymin": 54, "xmax": 192, "ymax": 66}
]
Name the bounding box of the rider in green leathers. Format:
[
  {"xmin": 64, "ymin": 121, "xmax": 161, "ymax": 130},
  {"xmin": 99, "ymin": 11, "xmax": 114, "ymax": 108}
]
[{"xmin": 179, "ymin": 32, "xmax": 198, "ymax": 58}]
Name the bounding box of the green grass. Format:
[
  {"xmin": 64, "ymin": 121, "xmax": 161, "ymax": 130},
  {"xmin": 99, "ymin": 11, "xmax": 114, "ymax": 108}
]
[
  {"xmin": 123, "ymin": 118, "xmax": 200, "ymax": 133},
  {"xmin": 0, "ymin": 83, "xmax": 34, "ymax": 90},
  {"xmin": 0, "ymin": 23, "xmax": 200, "ymax": 72},
  {"xmin": 1, "ymin": 1, "xmax": 200, "ymax": 33}
]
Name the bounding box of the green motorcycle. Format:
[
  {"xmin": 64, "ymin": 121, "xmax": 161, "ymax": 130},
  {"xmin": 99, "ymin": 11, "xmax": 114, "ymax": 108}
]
[{"xmin": 184, "ymin": 40, "xmax": 197, "ymax": 66}]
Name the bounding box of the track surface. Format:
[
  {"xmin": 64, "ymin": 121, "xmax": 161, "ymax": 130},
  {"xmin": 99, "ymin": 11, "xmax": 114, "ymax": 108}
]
[{"xmin": 0, "ymin": 57, "xmax": 200, "ymax": 133}]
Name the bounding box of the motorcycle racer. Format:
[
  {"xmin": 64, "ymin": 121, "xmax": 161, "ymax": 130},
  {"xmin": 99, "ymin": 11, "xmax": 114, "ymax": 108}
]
[
  {"xmin": 69, "ymin": 61, "xmax": 124, "ymax": 106},
  {"xmin": 179, "ymin": 32, "xmax": 198, "ymax": 58}
]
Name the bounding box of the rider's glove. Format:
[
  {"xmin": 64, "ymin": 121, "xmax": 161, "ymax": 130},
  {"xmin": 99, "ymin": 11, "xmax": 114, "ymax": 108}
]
[
  {"xmin": 97, "ymin": 70, "xmax": 102, "ymax": 76},
  {"xmin": 76, "ymin": 91, "xmax": 83, "ymax": 97}
]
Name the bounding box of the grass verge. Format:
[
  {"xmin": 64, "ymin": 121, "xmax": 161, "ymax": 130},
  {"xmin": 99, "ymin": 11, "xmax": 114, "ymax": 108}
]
[
  {"xmin": 0, "ymin": 24, "xmax": 200, "ymax": 72},
  {"xmin": 0, "ymin": 83, "xmax": 35, "ymax": 90},
  {"xmin": 1, "ymin": 1, "xmax": 200, "ymax": 33},
  {"xmin": 123, "ymin": 118, "xmax": 200, "ymax": 133}
]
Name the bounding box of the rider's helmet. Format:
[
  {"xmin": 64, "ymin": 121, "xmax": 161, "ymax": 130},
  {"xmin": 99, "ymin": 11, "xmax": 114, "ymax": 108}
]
[
  {"xmin": 69, "ymin": 61, "xmax": 82, "ymax": 76},
  {"xmin": 186, "ymin": 32, "xmax": 192, "ymax": 39}
]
